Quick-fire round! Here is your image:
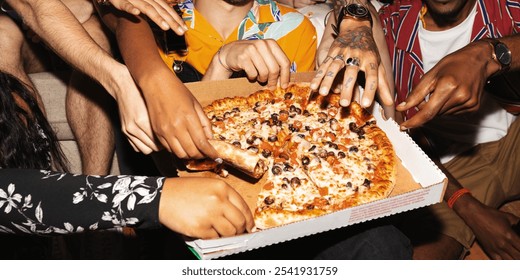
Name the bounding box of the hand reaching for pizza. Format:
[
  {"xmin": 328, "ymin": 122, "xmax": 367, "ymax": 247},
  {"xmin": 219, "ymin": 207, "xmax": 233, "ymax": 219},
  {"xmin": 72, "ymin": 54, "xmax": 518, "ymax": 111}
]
[
  {"xmin": 311, "ymin": 17, "xmax": 393, "ymax": 109},
  {"xmin": 204, "ymin": 39, "xmax": 291, "ymax": 90},
  {"xmin": 111, "ymin": 65, "xmax": 160, "ymax": 154},
  {"xmin": 142, "ymin": 68, "xmax": 219, "ymax": 159},
  {"xmin": 159, "ymin": 177, "xmax": 254, "ymax": 239},
  {"xmin": 98, "ymin": 0, "xmax": 187, "ymax": 34},
  {"xmin": 396, "ymin": 41, "xmax": 491, "ymax": 130}
]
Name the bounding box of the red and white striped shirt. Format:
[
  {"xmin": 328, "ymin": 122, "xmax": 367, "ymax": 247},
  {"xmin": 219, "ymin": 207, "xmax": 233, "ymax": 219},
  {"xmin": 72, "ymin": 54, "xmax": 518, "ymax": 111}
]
[{"xmin": 379, "ymin": 0, "xmax": 520, "ymax": 119}]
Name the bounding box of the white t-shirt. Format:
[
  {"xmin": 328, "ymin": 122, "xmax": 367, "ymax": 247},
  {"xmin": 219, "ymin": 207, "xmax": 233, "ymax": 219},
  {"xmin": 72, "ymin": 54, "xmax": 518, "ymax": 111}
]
[{"xmin": 418, "ymin": 3, "xmax": 517, "ymax": 163}]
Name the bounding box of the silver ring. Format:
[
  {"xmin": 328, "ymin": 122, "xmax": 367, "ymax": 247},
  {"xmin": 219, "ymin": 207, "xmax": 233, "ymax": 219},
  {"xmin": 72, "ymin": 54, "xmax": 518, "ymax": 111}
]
[
  {"xmin": 346, "ymin": 57, "xmax": 360, "ymax": 67},
  {"xmin": 333, "ymin": 54, "xmax": 345, "ymax": 62}
]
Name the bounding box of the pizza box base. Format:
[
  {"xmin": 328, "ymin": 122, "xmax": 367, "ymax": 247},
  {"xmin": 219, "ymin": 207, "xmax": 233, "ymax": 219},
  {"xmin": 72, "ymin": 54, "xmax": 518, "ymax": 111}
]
[{"xmin": 179, "ymin": 72, "xmax": 447, "ymax": 259}]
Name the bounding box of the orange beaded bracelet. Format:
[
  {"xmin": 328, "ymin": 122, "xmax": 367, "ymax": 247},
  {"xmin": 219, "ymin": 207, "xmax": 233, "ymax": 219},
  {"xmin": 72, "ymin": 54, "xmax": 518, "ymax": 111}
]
[{"xmin": 447, "ymin": 188, "xmax": 471, "ymax": 209}]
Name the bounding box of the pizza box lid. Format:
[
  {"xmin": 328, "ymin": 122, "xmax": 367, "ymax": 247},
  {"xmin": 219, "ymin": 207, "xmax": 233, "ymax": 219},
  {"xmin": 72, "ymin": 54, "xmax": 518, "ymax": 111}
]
[{"xmin": 180, "ymin": 72, "xmax": 448, "ymax": 259}]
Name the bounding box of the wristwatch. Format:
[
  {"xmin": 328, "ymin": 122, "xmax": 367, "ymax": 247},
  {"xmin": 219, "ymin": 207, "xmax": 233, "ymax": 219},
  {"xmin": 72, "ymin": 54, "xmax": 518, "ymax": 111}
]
[
  {"xmin": 488, "ymin": 38, "xmax": 512, "ymax": 75},
  {"xmin": 333, "ymin": 3, "xmax": 373, "ymax": 35}
]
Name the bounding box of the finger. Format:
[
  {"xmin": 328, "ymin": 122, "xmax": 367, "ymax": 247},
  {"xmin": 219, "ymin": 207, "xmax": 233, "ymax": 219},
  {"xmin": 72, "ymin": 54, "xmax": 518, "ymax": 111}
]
[
  {"xmin": 507, "ymin": 226, "xmax": 520, "ymax": 259},
  {"xmin": 360, "ymin": 62, "xmax": 378, "ymax": 108},
  {"xmin": 399, "ymin": 97, "xmax": 445, "ymax": 130},
  {"xmin": 496, "ymin": 251, "xmax": 514, "ymax": 260},
  {"xmin": 126, "ymin": 136, "xmax": 139, "ymax": 152},
  {"xmin": 211, "ymin": 217, "xmax": 239, "ymax": 237},
  {"xmin": 396, "ymin": 75, "xmax": 437, "ymax": 112},
  {"xmin": 128, "ymin": 0, "xmax": 171, "ymax": 31},
  {"xmin": 127, "ymin": 135, "xmax": 154, "ymax": 154},
  {"xmin": 442, "ymin": 104, "xmax": 478, "ymax": 116},
  {"xmin": 160, "ymin": 135, "xmax": 188, "ymax": 159},
  {"xmin": 120, "ymin": 2, "xmax": 141, "ymax": 15},
  {"xmin": 228, "ymin": 192, "xmax": 255, "ymax": 232},
  {"xmin": 241, "ymin": 58, "xmax": 261, "ymax": 82},
  {"xmin": 126, "ymin": 121, "xmax": 161, "ymax": 152},
  {"xmin": 222, "ymin": 203, "xmax": 248, "ymax": 235},
  {"xmin": 333, "ymin": 83, "xmax": 342, "ymax": 94},
  {"xmin": 184, "ymin": 113, "xmax": 218, "ymax": 159},
  {"xmin": 198, "ymin": 227, "xmax": 220, "ymax": 240},
  {"xmin": 377, "ymin": 65, "xmax": 394, "ymax": 107},
  {"xmin": 247, "ymin": 46, "xmax": 272, "ymax": 84},
  {"xmin": 310, "ymin": 52, "xmax": 340, "ymax": 90},
  {"xmin": 266, "ymin": 40, "xmax": 291, "ymax": 89},
  {"xmin": 151, "ymin": 0, "xmax": 188, "ymax": 34},
  {"xmin": 339, "ymin": 64, "xmax": 359, "ymax": 107},
  {"xmin": 194, "ymin": 103, "xmax": 215, "ymax": 140},
  {"xmin": 319, "ymin": 57, "xmax": 347, "ymax": 96}
]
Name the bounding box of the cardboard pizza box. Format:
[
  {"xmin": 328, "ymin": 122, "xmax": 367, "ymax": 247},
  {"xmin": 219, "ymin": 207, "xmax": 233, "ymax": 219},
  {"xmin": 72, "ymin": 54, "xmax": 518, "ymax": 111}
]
[{"xmin": 180, "ymin": 72, "xmax": 448, "ymax": 259}]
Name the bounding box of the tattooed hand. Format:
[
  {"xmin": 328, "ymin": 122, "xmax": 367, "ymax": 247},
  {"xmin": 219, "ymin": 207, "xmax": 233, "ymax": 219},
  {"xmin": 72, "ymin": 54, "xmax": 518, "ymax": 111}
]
[{"xmin": 311, "ymin": 19, "xmax": 393, "ymax": 109}]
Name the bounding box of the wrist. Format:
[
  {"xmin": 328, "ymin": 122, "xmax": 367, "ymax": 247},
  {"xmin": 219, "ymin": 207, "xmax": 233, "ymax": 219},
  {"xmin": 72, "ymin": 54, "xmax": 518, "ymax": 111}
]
[
  {"xmin": 478, "ymin": 40, "xmax": 503, "ymax": 77},
  {"xmin": 333, "ymin": 3, "xmax": 373, "ymax": 36},
  {"xmin": 480, "ymin": 38, "xmax": 512, "ymax": 77},
  {"xmin": 447, "ymin": 187, "xmax": 471, "ymax": 209}
]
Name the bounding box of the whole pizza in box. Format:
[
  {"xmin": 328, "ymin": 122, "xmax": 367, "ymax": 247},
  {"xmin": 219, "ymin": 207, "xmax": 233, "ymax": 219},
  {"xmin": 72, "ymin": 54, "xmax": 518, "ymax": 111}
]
[{"xmin": 186, "ymin": 83, "xmax": 397, "ymax": 230}]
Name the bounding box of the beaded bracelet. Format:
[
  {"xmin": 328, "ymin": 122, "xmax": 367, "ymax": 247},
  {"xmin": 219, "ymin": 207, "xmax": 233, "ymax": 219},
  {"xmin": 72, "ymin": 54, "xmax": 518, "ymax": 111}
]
[{"xmin": 447, "ymin": 188, "xmax": 471, "ymax": 209}]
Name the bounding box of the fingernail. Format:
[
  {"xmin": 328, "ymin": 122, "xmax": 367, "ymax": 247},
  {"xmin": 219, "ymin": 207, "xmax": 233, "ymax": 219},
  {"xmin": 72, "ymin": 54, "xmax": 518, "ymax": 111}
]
[
  {"xmin": 319, "ymin": 87, "xmax": 328, "ymax": 96},
  {"xmin": 161, "ymin": 21, "xmax": 169, "ymax": 29},
  {"xmin": 400, "ymin": 125, "xmax": 407, "ymax": 131},
  {"xmin": 183, "ymin": 25, "xmax": 189, "ymax": 31},
  {"xmin": 397, "ymin": 102, "xmax": 406, "ymax": 108},
  {"xmin": 340, "ymin": 99, "xmax": 350, "ymax": 107},
  {"xmin": 215, "ymin": 158, "xmax": 223, "ymax": 164},
  {"xmin": 177, "ymin": 26, "xmax": 185, "ymax": 34},
  {"xmin": 362, "ymin": 99, "xmax": 371, "ymax": 108}
]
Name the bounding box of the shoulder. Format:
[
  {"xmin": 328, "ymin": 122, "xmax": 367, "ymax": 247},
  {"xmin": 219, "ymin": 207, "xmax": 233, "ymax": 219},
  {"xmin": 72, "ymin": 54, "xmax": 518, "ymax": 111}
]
[{"xmin": 272, "ymin": 1, "xmax": 316, "ymax": 32}]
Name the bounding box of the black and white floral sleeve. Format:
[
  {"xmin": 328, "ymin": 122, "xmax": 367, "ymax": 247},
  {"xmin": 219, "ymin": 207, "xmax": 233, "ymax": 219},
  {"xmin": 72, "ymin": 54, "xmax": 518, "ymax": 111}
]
[{"xmin": 0, "ymin": 169, "xmax": 165, "ymax": 235}]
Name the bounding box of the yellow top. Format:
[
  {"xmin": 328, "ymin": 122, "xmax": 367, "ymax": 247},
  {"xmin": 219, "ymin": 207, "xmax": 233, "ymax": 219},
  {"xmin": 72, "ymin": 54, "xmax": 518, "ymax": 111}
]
[{"xmin": 159, "ymin": 0, "xmax": 317, "ymax": 75}]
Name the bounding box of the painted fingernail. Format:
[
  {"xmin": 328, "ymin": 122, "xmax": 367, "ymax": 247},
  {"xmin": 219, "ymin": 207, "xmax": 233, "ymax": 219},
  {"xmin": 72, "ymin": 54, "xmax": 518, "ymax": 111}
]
[{"xmin": 340, "ymin": 99, "xmax": 350, "ymax": 107}]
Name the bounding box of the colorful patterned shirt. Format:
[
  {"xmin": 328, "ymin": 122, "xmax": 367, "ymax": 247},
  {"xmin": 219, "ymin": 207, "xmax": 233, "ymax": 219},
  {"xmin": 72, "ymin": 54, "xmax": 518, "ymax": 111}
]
[
  {"xmin": 160, "ymin": 0, "xmax": 317, "ymax": 75},
  {"xmin": 379, "ymin": 0, "xmax": 520, "ymax": 119}
]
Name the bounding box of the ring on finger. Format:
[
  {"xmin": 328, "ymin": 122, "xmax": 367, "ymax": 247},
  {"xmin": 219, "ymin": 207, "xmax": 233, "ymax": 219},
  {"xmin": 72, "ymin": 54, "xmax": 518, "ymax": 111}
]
[
  {"xmin": 345, "ymin": 57, "xmax": 360, "ymax": 67},
  {"xmin": 333, "ymin": 54, "xmax": 345, "ymax": 63}
]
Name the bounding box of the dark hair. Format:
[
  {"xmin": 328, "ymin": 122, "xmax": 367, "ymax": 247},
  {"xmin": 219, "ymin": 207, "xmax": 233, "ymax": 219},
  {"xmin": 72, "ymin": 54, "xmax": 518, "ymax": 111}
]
[{"xmin": 0, "ymin": 71, "xmax": 68, "ymax": 171}]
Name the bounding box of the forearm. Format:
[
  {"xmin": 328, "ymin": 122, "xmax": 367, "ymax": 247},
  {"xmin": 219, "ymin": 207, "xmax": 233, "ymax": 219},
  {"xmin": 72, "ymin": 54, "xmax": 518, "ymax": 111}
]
[
  {"xmin": 0, "ymin": 169, "xmax": 164, "ymax": 235},
  {"xmin": 6, "ymin": 0, "xmax": 123, "ymax": 99},
  {"xmin": 103, "ymin": 6, "xmax": 179, "ymax": 98}
]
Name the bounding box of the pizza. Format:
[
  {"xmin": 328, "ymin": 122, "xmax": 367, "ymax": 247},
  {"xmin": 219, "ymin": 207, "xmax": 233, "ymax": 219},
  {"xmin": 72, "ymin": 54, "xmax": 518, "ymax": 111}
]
[{"xmin": 187, "ymin": 83, "xmax": 397, "ymax": 230}]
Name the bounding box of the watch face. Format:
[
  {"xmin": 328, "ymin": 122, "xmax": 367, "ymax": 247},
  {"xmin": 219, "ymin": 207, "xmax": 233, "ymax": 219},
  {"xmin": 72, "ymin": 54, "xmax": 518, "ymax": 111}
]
[
  {"xmin": 496, "ymin": 43, "xmax": 512, "ymax": 66},
  {"xmin": 345, "ymin": 3, "xmax": 369, "ymax": 18}
]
